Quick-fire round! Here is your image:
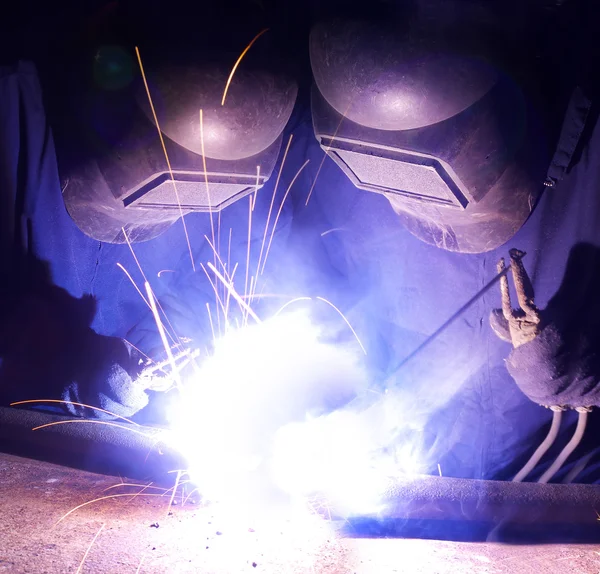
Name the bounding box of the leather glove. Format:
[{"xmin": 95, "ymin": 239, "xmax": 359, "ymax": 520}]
[
  {"xmin": 489, "ymin": 249, "xmax": 544, "ymax": 348},
  {"xmin": 489, "ymin": 246, "xmax": 600, "ymax": 408}
]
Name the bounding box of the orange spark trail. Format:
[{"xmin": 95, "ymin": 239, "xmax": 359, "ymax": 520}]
[
  {"xmin": 207, "ymin": 262, "xmax": 261, "ymax": 323},
  {"xmin": 227, "ymin": 227, "xmax": 232, "ymax": 278},
  {"xmin": 218, "ymin": 210, "xmax": 223, "ymax": 311},
  {"xmin": 31, "ymin": 419, "xmax": 156, "ymax": 437},
  {"xmin": 221, "ymin": 28, "xmax": 269, "ymax": 106},
  {"xmin": 199, "ymin": 109, "xmax": 220, "ymax": 331},
  {"xmin": 200, "ymin": 263, "xmax": 228, "ymax": 323},
  {"xmin": 273, "ymin": 296, "xmax": 312, "ymax": 317},
  {"xmin": 261, "ymin": 158, "xmax": 310, "ymax": 275},
  {"xmin": 167, "ymin": 470, "xmax": 183, "ymax": 516},
  {"xmin": 255, "ymin": 134, "xmax": 293, "ymax": 301},
  {"xmin": 135, "ymin": 554, "xmax": 146, "ymax": 574},
  {"xmin": 199, "ymin": 109, "xmax": 217, "ymax": 259},
  {"xmin": 252, "ymin": 164, "xmax": 261, "ymax": 211},
  {"xmin": 102, "ymin": 482, "xmax": 165, "ymax": 494},
  {"xmin": 58, "ymin": 493, "xmax": 167, "ymax": 524},
  {"xmin": 76, "ymin": 523, "xmax": 105, "ymax": 574},
  {"xmin": 123, "ymin": 338, "xmax": 154, "ymax": 365},
  {"xmin": 10, "ymin": 400, "xmax": 140, "ymax": 425},
  {"xmin": 206, "ymin": 302, "xmax": 216, "ymax": 345},
  {"xmin": 145, "ymin": 282, "xmax": 181, "ymax": 389},
  {"xmin": 224, "ymin": 262, "xmax": 239, "ymax": 321},
  {"xmin": 244, "ymin": 167, "xmax": 260, "ymax": 321},
  {"xmin": 204, "ymin": 235, "xmax": 234, "ymax": 283},
  {"xmin": 117, "ymin": 262, "xmax": 150, "ymax": 308},
  {"xmin": 135, "ymin": 46, "xmax": 195, "ymax": 271},
  {"xmin": 316, "ymin": 296, "xmax": 367, "ymax": 355},
  {"xmin": 157, "ymin": 269, "xmax": 175, "ymax": 277},
  {"xmin": 121, "ymin": 229, "xmax": 182, "ymax": 349},
  {"xmin": 305, "ymin": 102, "xmax": 351, "ymax": 206}
]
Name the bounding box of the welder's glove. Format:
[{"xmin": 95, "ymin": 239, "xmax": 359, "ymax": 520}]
[
  {"xmin": 61, "ymin": 334, "xmax": 152, "ymax": 420},
  {"xmin": 490, "ymin": 246, "xmax": 600, "ymax": 408},
  {"xmin": 489, "ymin": 249, "xmax": 545, "ymax": 348},
  {"xmin": 136, "ymin": 347, "xmax": 200, "ymax": 392}
]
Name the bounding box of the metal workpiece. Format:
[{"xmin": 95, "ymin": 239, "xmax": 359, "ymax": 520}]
[
  {"xmin": 340, "ymin": 473, "xmax": 600, "ymax": 543},
  {"xmin": 0, "ymin": 406, "xmax": 181, "ymax": 484},
  {"xmin": 2, "ymin": 453, "xmax": 600, "ymax": 573},
  {"xmin": 2, "ymin": 406, "xmax": 600, "ymax": 544}
]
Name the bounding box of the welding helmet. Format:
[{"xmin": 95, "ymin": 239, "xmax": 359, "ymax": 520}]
[
  {"xmin": 309, "ymin": 2, "xmax": 551, "ymax": 253},
  {"xmin": 57, "ymin": 41, "xmax": 297, "ymax": 244}
]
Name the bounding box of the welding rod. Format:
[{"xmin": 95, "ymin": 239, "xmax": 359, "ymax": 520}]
[{"xmin": 390, "ymin": 258, "xmax": 517, "ymax": 374}]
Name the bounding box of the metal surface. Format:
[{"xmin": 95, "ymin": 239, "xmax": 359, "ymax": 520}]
[
  {"xmin": 2, "ymin": 453, "xmax": 600, "ymax": 573},
  {"xmin": 2, "ymin": 406, "xmax": 600, "ymax": 545},
  {"xmin": 0, "ymin": 406, "xmax": 180, "ymax": 484},
  {"xmin": 341, "ymin": 473, "xmax": 600, "ymax": 543}
]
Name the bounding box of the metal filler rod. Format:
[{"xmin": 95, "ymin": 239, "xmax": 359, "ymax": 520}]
[{"xmin": 391, "ymin": 258, "xmax": 519, "ymax": 374}]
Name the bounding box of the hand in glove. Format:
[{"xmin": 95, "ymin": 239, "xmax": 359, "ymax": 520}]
[
  {"xmin": 489, "ymin": 249, "xmax": 545, "ymax": 348},
  {"xmin": 136, "ymin": 347, "xmax": 200, "ymax": 392},
  {"xmin": 490, "ymin": 245, "xmax": 600, "ymax": 408}
]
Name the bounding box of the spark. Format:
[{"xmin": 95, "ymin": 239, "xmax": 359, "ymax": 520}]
[
  {"xmin": 224, "ymin": 262, "xmax": 240, "ymax": 321},
  {"xmin": 117, "ymin": 263, "xmax": 150, "ymax": 307},
  {"xmin": 199, "ymin": 109, "xmax": 217, "ymax": 261},
  {"xmin": 274, "ymin": 297, "xmax": 312, "ymax": 317},
  {"xmin": 157, "ymin": 269, "xmax": 175, "ymax": 277},
  {"xmin": 305, "ymin": 102, "xmax": 351, "ymax": 206},
  {"xmin": 244, "ymin": 201, "xmax": 253, "ymax": 317},
  {"xmin": 183, "ymin": 487, "xmax": 200, "ymax": 506},
  {"xmin": 227, "ymin": 227, "xmax": 232, "ymax": 278},
  {"xmin": 121, "ymin": 229, "xmax": 182, "ymax": 349},
  {"xmin": 206, "ymin": 301, "xmax": 216, "ymax": 345},
  {"xmin": 31, "ymin": 419, "xmax": 156, "ymax": 438},
  {"xmin": 145, "ymin": 282, "xmax": 181, "ymax": 389},
  {"xmin": 104, "ymin": 482, "xmax": 167, "ymax": 505},
  {"xmin": 261, "ymin": 158, "xmax": 310, "ymax": 275},
  {"xmin": 316, "ymin": 296, "xmax": 367, "ymax": 355},
  {"xmin": 320, "ymin": 228, "xmax": 346, "ymax": 237},
  {"xmin": 252, "ymin": 165, "xmax": 261, "ymax": 211},
  {"xmin": 255, "ymin": 134, "xmax": 293, "ymax": 301},
  {"xmin": 221, "ymin": 28, "xmax": 269, "ymax": 106},
  {"xmin": 10, "ymin": 400, "xmax": 140, "ymax": 426},
  {"xmin": 124, "ymin": 339, "xmax": 154, "ymax": 365},
  {"xmin": 76, "ymin": 523, "xmax": 105, "ymax": 574},
  {"xmin": 207, "ymin": 261, "xmax": 261, "ymax": 323},
  {"xmin": 204, "ymin": 235, "xmax": 235, "ymax": 283},
  {"xmin": 102, "ymin": 482, "xmax": 165, "ymax": 494},
  {"xmin": 167, "ymin": 470, "xmax": 183, "ymax": 517},
  {"xmin": 200, "ymin": 263, "xmax": 228, "ymax": 323},
  {"xmin": 438, "ymin": 464, "xmax": 443, "ymax": 477},
  {"xmin": 135, "ymin": 554, "xmax": 145, "ymax": 574},
  {"xmin": 58, "ymin": 493, "xmax": 167, "ymax": 524},
  {"xmin": 199, "ymin": 108, "xmax": 220, "ymax": 330},
  {"xmin": 135, "ymin": 46, "xmax": 195, "ymax": 271}
]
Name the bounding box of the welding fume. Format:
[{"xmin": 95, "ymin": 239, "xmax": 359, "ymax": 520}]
[{"xmin": 1, "ymin": 0, "xmax": 599, "ymax": 510}]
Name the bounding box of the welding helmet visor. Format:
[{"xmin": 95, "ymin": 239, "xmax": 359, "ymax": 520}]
[
  {"xmin": 310, "ymin": 12, "xmax": 550, "ymax": 253},
  {"xmin": 57, "ymin": 46, "xmax": 297, "ymax": 244}
]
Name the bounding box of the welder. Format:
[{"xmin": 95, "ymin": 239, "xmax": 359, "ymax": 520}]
[
  {"xmin": 1, "ymin": 0, "xmax": 599, "ymax": 485},
  {"xmin": 294, "ymin": 0, "xmax": 600, "ymax": 482}
]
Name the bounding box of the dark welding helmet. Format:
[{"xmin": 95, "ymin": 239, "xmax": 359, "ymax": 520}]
[
  {"xmin": 310, "ymin": 3, "xmax": 551, "ymax": 253},
  {"xmin": 59, "ymin": 47, "xmax": 297, "ymax": 243}
]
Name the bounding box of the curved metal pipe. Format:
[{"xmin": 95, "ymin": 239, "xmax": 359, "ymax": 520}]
[
  {"xmin": 512, "ymin": 407, "xmax": 563, "ymax": 483},
  {"xmin": 538, "ymin": 408, "xmax": 590, "ymax": 484}
]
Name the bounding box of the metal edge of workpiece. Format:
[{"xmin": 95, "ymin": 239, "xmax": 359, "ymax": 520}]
[
  {"xmin": 3, "ymin": 406, "xmax": 600, "ymax": 543},
  {"xmin": 0, "ymin": 406, "xmax": 183, "ymax": 485},
  {"xmin": 336, "ymin": 474, "xmax": 600, "ymax": 543}
]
